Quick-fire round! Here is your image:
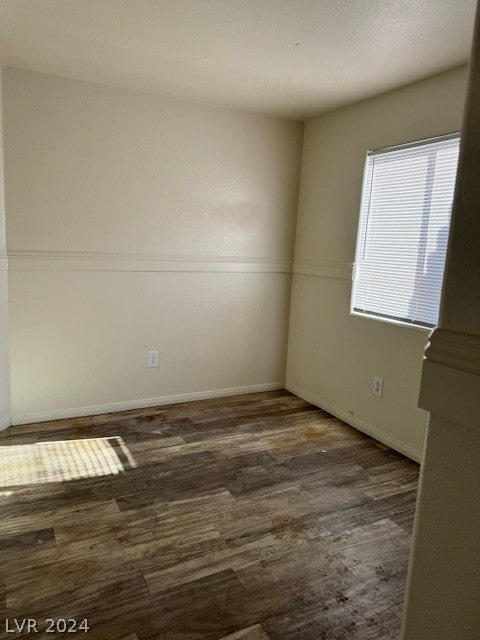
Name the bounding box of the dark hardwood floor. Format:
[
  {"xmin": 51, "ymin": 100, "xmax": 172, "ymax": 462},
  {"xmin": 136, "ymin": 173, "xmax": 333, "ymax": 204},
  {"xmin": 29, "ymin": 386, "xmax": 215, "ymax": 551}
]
[{"xmin": 0, "ymin": 390, "xmax": 419, "ymax": 639}]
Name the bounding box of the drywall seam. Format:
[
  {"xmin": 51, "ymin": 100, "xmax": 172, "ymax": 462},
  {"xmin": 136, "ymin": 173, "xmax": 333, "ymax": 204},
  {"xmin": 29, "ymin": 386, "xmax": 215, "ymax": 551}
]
[
  {"xmin": 286, "ymin": 382, "xmax": 422, "ymax": 463},
  {"xmin": 11, "ymin": 381, "xmax": 284, "ymax": 425}
]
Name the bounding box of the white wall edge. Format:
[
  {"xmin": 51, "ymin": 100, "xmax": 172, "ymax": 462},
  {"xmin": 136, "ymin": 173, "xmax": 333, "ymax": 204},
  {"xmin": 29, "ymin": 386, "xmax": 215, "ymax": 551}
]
[
  {"xmin": 7, "ymin": 250, "xmax": 294, "ymax": 274},
  {"xmin": 293, "ymin": 258, "xmax": 353, "ymax": 280},
  {"xmin": 0, "ymin": 416, "xmax": 12, "ymax": 431},
  {"xmin": 10, "ymin": 381, "xmax": 285, "ymax": 425},
  {"xmin": 286, "ymin": 382, "xmax": 422, "ymax": 463}
]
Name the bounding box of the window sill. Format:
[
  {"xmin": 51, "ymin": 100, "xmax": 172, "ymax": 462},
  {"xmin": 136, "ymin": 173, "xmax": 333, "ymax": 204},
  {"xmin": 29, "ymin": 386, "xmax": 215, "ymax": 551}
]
[{"xmin": 350, "ymin": 310, "xmax": 433, "ymax": 332}]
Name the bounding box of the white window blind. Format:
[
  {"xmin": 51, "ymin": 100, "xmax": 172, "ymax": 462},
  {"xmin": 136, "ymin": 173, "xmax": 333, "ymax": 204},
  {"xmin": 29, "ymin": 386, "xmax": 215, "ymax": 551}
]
[{"xmin": 352, "ymin": 134, "xmax": 460, "ymax": 328}]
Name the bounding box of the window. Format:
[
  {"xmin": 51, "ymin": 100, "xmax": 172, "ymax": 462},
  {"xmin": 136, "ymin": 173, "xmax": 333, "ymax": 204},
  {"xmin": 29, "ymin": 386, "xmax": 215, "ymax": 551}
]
[{"xmin": 351, "ymin": 134, "xmax": 460, "ymax": 329}]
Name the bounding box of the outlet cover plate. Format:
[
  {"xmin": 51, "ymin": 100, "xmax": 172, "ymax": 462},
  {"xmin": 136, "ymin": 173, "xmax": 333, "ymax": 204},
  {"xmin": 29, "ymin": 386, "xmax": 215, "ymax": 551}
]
[
  {"xmin": 147, "ymin": 351, "xmax": 159, "ymax": 368},
  {"xmin": 373, "ymin": 377, "xmax": 384, "ymax": 398}
]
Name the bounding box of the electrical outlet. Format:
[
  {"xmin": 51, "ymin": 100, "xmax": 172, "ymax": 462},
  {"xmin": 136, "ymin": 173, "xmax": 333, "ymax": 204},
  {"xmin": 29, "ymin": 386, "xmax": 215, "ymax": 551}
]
[
  {"xmin": 373, "ymin": 377, "xmax": 384, "ymax": 398},
  {"xmin": 147, "ymin": 351, "xmax": 159, "ymax": 368}
]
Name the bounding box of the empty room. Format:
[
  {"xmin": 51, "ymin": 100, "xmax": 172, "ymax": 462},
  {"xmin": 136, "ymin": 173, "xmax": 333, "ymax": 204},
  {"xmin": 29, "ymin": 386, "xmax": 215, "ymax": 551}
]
[{"xmin": 0, "ymin": 1, "xmax": 479, "ymax": 639}]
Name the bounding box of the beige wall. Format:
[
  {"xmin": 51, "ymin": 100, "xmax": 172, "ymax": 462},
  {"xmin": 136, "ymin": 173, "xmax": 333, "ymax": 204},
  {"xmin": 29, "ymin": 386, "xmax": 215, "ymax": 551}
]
[
  {"xmin": 402, "ymin": 9, "xmax": 480, "ymax": 636},
  {"xmin": 2, "ymin": 67, "xmax": 303, "ymax": 422},
  {"xmin": 0, "ymin": 68, "xmax": 10, "ymax": 427},
  {"xmin": 286, "ymin": 66, "xmax": 468, "ymax": 460}
]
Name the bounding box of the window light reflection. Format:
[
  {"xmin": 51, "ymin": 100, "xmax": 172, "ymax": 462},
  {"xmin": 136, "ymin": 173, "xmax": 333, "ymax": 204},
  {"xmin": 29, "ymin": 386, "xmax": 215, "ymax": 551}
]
[{"xmin": 0, "ymin": 436, "xmax": 136, "ymax": 487}]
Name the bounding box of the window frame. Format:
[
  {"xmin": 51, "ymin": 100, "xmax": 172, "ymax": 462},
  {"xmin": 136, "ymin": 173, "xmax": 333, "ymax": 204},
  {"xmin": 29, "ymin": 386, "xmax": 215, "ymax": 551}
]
[{"xmin": 350, "ymin": 131, "xmax": 460, "ymax": 332}]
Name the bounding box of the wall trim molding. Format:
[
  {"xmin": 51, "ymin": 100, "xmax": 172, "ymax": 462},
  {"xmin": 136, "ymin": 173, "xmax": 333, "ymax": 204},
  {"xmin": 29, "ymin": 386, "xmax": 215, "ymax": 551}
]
[
  {"xmin": 0, "ymin": 416, "xmax": 11, "ymax": 431},
  {"xmin": 10, "ymin": 381, "xmax": 284, "ymax": 425},
  {"xmin": 421, "ymin": 327, "xmax": 480, "ymax": 376},
  {"xmin": 5, "ymin": 251, "xmax": 355, "ymax": 279},
  {"xmin": 7, "ymin": 250, "xmax": 293, "ymax": 274},
  {"xmin": 293, "ymin": 257, "xmax": 353, "ymax": 280},
  {"xmin": 419, "ymin": 327, "xmax": 480, "ymax": 428},
  {"xmin": 286, "ymin": 382, "xmax": 422, "ymax": 463}
]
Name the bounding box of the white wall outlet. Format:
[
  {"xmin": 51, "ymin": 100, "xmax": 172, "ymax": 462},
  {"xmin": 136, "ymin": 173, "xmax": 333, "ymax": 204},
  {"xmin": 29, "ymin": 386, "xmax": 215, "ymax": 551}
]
[
  {"xmin": 147, "ymin": 351, "xmax": 159, "ymax": 368},
  {"xmin": 373, "ymin": 376, "xmax": 384, "ymax": 398}
]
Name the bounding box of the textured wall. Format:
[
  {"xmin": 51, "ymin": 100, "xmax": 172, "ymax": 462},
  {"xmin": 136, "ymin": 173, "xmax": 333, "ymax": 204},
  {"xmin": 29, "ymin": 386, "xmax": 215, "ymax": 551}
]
[
  {"xmin": 2, "ymin": 67, "xmax": 303, "ymax": 421},
  {"xmin": 286, "ymin": 66, "xmax": 468, "ymax": 460}
]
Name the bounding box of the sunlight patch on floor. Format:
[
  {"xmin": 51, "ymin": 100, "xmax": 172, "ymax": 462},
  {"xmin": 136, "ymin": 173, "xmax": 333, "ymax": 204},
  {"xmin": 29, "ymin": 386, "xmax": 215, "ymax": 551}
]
[{"xmin": 0, "ymin": 436, "xmax": 136, "ymax": 487}]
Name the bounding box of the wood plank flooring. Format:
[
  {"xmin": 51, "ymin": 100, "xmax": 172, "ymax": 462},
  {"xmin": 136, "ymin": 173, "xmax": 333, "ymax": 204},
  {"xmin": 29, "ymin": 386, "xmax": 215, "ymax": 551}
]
[{"xmin": 0, "ymin": 390, "xmax": 419, "ymax": 639}]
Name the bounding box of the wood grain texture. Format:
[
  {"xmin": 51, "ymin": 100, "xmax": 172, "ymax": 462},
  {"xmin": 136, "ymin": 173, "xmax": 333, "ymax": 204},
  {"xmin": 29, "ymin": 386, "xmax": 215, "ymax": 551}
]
[{"xmin": 0, "ymin": 390, "xmax": 419, "ymax": 639}]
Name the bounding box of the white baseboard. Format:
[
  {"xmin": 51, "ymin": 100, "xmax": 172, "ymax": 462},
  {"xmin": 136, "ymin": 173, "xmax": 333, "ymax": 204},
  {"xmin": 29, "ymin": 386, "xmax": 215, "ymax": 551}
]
[
  {"xmin": 286, "ymin": 383, "xmax": 422, "ymax": 463},
  {"xmin": 0, "ymin": 416, "xmax": 12, "ymax": 431},
  {"xmin": 8, "ymin": 381, "xmax": 423, "ymax": 463},
  {"xmin": 11, "ymin": 382, "xmax": 285, "ymax": 426}
]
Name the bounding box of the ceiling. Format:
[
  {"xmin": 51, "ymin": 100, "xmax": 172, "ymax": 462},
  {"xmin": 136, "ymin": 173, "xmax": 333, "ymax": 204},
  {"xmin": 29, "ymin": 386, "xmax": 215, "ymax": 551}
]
[{"xmin": 0, "ymin": 0, "xmax": 476, "ymax": 120}]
